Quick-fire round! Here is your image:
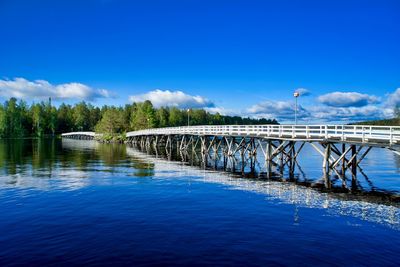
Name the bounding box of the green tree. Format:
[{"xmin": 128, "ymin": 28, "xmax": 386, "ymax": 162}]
[
  {"xmin": 31, "ymin": 103, "xmax": 44, "ymax": 137},
  {"xmin": 57, "ymin": 103, "xmax": 74, "ymax": 133},
  {"xmin": 212, "ymin": 112, "xmax": 224, "ymax": 125},
  {"xmin": 44, "ymin": 98, "xmax": 57, "ymax": 136},
  {"xmin": 168, "ymin": 107, "xmax": 185, "ymax": 126},
  {"xmin": 88, "ymin": 105, "xmax": 101, "ymax": 131},
  {"xmin": 123, "ymin": 104, "xmax": 134, "ymax": 130},
  {"xmin": 49, "ymin": 106, "xmax": 57, "ymax": 135},
  {"xmin": 191, "ymin": 109, "xmax": 207, "ymax": 125},
  {"xmin": 95, "ymin": 108, "xmax": 125, "ymax": 134},
  {"xmin": 5, "ymin": 98, "xmax": 25, "ymax": 137},
  {"xmin": 156, "ymin": 107, "xmax": 169, "ymax": 128},
  {"xmin": 0, "ymin": 105, "xmax": 6, "ymax": 137},
  {"xmin": 73, "ymin": 102, "xmax": 90, "ymax": 131},
  {"xmin": 130, "ymin": 101, "xmax": 157, "ymax": 130}
]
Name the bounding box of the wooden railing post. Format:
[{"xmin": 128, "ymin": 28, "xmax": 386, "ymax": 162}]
[{"xmin": 342, "ymin": 126, "xmax": 345, "ymax": 141}]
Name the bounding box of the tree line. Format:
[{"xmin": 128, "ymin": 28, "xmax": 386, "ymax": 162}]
[
  {"xmin": 0, "ymin": 98, "xmax": 278, "ymax": 138},
  {"xmin": 354, "ymin": 106, "xmax": 400, "ymax": 126}
]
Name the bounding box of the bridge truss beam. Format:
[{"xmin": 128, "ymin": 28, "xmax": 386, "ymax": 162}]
[{"xmin": 127, "ymin": 134, "xmax": 373, "ymax": 178}]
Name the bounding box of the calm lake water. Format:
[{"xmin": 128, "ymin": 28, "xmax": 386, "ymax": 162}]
[{"xmin": 0, "ymin": 139, "xmax": 399, "ymax": 266}]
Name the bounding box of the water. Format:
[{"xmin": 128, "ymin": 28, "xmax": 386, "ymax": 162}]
[{"xmin": 0, "ymin": 139, "xmax": 399, "ymax": 266}]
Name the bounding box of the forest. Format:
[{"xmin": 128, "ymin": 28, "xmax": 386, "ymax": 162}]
[{"xmin": 0, "ymin": 98, "xmax": 278, "ymax": 138}]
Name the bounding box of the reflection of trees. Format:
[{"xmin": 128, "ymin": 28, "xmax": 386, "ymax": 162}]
[
  {"xmin": 0, "ymin": 139, "xmax": 32, "ymax": 175},
  {"xmin": 0, "ymin": 139, "xmax": 158, "ymax": 191},
  {"xmin": 128, "ymin": 156, "xmax": 155, "ymax": 177},
  {"xmin": 0, "ymin": 139, "xmax": 156, "ymax": 176},
  {"xmin": 61, "ymin": 140, "xmax": 156, "ymax": 176},
  {"xmin": 31, "ymin": 138, "xmax": 58, "ymax": 176},
  {"xmin": 61, "ymin": 139, "xmax": 155, "ymax": 176},
  {"xmin": 60, "ymin": 149, "xmax": 95, "ymax": 169},
  {"xmin": 0, "ymin": 140, "xmax": 48, "ymax": 175},
  {"xmin": 96, "ymin": 143, "xmax": 127, "ymax": 165},
  {"xmin": 61, "ymin": 139, "xmax": 127, "ymax": 168},
  {"xmin": 0, "ymin": 139, "xmax": 63, "ymax": 176},
  {"xmin": 60, "ymin": 139, "xmax": 98, "ymax": 169}
]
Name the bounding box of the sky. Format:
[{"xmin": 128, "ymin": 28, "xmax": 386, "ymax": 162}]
[{"xmin": 0, "ymin": 0, "xmax": 399, "ymax": 123}]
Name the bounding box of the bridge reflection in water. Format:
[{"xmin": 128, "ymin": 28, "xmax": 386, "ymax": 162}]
[
  {"xmin": 128, "ymin": 134, "xmax": 399, "ymax": 196},
  {"xmin": 126, "ymin": 145, "xmax": 400, "ymax": 230}
]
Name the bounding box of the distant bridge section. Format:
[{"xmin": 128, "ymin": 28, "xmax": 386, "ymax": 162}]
[{"xmin": 61, "ymin": 132, "xmax": 101, "ymax": 140}]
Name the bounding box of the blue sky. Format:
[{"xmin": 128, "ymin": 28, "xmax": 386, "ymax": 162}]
[{"xmin": 0, "ymin": 0, "xmax": 399, "ymax": 123}]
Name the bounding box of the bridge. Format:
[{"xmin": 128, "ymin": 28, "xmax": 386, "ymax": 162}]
[
  {"xmin": 125, "ymin": 125, "xmax": 400, "ymax": 177},
  {"xmin": 61, "ymin": 132, "xmax": 102, "ymax": 140}
]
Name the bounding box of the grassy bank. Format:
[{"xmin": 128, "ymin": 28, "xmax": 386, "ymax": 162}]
[{"xmin": 95, "ymin": 133, "xmax": 127, "ymax": 143}]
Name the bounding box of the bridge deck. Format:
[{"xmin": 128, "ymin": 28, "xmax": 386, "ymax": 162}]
[
  {"xmin": 61, "ymin": 132, "xmax": 103, "ymax": 140},
  {"xmin": 126, "ymin": 125, "xmax": 400, "ymax": 147},
  {"xmin": 61, "ymin": 132, "xmax": 97, "ymax": 137}
]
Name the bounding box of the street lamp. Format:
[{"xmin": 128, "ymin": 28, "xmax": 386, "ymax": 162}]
[
  {"xmin": 293, "ymin": 91, "xmax": 300, "ymax": 125},
  {"xmin": 187, "ymin": 109, "xmax": 190, "ymax": 127}
]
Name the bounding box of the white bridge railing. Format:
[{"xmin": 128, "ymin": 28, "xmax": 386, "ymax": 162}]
[
  {"xmin": 127, "ymin": 125, "xmax": 400, "ymax": 145},
  {"xmin": 61, "ymin": 132, "xmax": 100, "ymax": 137}
]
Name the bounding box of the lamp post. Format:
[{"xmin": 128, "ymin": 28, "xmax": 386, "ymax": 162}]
[
  {"xmin": 187, "ymin": 109, "xmax": 190, "ymax": 127},
  {"xmin": 294, "ymin": 91, "xmax": 300, "ymax": 125}
]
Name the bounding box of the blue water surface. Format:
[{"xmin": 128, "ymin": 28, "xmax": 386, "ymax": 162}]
[{"xmin": 0, "ymin": 139, "xmax": 398, "ymax": 266}]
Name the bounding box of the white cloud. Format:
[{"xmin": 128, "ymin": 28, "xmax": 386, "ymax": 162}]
[
  {"xmin": 385, "ymin": 88, "xmax": 400, "ymax": 108},
  {"xmin": 245, "ymin": 97, "xmax": 391, "ymax": 123},
  {"xmin": 309, "ymin": 105, "xmax": 387, "ymax": 122},
  {"xmin": 295, "ymin": 88, "xmax": 311, "ymax": 96},
  {"xmin": 0, "ymin": 77, "xmax": 112, "ymax": 101},
  {"xmin": 247, "ymin": 100, "xmax": 309, "ymax": 121},
  {"xmin": 239, "ymin": 88, "xmax": 400, "ymax": 123},
  {"xmin": 318, "ymin": 92, "xmax": 380, "ymax": 107},
  {"xmin": 129, "ymin": 89, "xmax": 215, "ymax": 109}
]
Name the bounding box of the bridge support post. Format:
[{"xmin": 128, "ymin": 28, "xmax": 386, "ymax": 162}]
[
  {"xmin": 350, "ymin": 145, "xmax": 358, "ymax": 190},
  {"xmin": 179, "ymin": 135, "xmax": 186, "ymax": 151},
  {"xmin": 288, "ymin": 141, "xmax": 296, "ymax": 177},
  {"xmin": 323, "ymin": 143, "xmax": 331, "ymax": 176},
  {"xmin": 193, "ymin": 136, "xmax": 200, "ymax": 153},
  {"xmin": 342, "ymin": 143, "xmax": 346, "ymax": 174},
  {"xmin": 226, "ymin": 137, "xmax": 234, "ymax": 156},
  {"xmin": 351, "ymin": 144, "xmax": 357, "ymax": 177},
  {"xmin": 265, "ymin": 140, "xmax": 272, "ymax": 161},
  {"xmin": 212, "ymin": 137, "xmax": 219, "ymax": 158},
  {"xmin": 200, "ymin": 136, "xmax": 207, "ymax": 154}
]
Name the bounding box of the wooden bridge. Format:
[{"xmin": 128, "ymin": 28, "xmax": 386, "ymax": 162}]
[
  {"xmin": 61, "ymin": 132, "xmax": 102, "ymax": 140},
  {"xmin": 125, "ymin": 125, "xmax": 400, "ymax": 177}
]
